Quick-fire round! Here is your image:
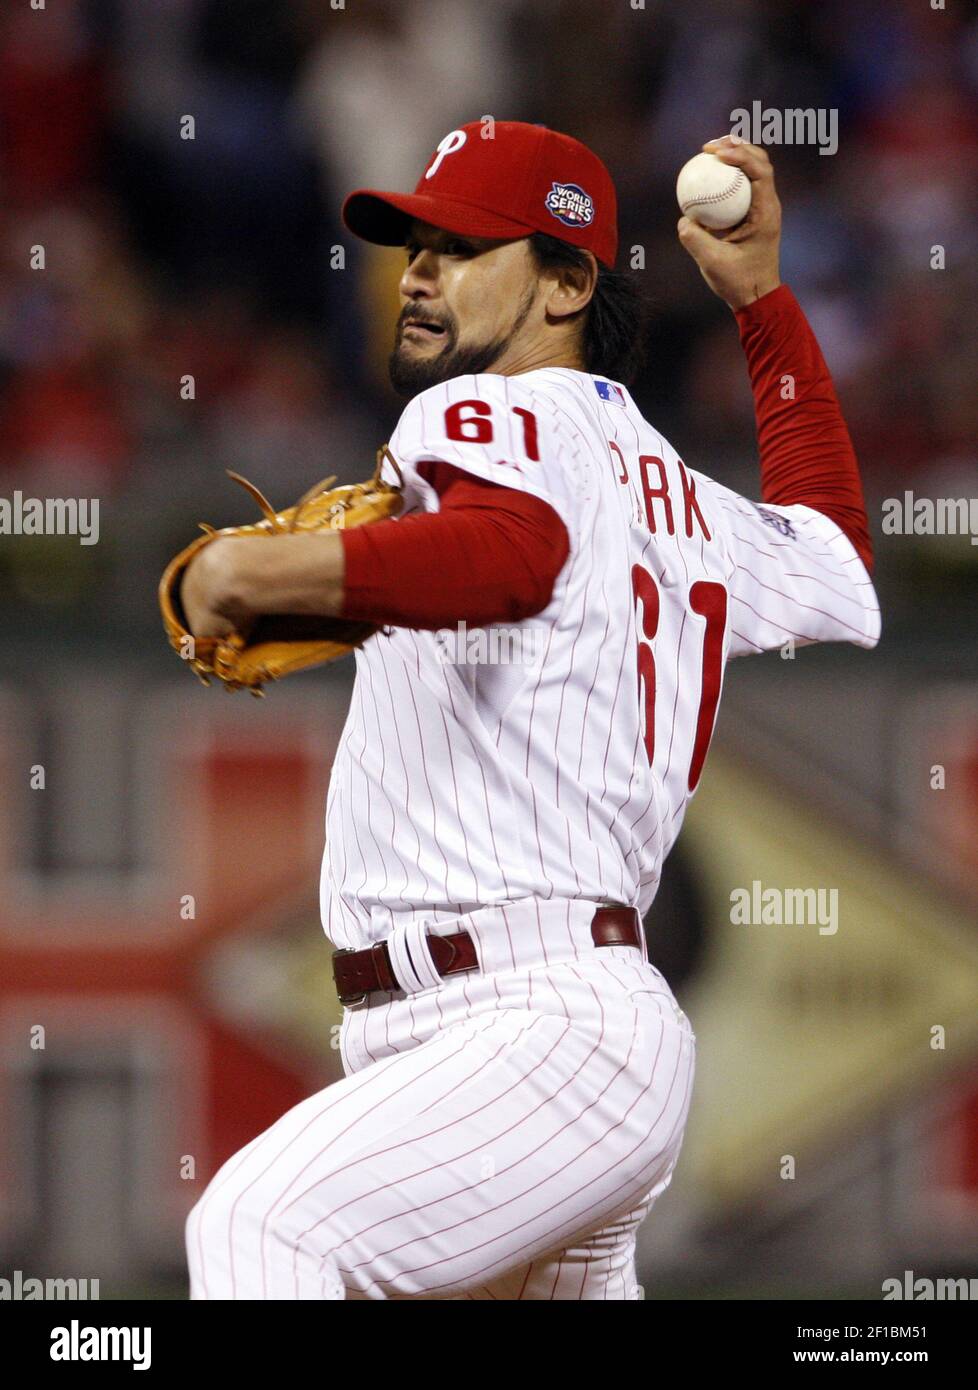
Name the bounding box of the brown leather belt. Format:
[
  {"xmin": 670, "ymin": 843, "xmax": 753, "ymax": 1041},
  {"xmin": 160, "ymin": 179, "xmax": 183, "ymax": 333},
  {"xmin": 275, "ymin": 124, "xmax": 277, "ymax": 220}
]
[{"xmin": 332, "ymin": 905, "xmax": 643, "ymax": 1005}]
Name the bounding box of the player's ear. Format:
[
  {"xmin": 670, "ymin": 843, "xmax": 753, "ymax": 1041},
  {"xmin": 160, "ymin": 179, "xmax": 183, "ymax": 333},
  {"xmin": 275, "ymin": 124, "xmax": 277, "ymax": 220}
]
[{"xmin": 542, "ymin": 250, "xmax": 598, "ymax": 321}]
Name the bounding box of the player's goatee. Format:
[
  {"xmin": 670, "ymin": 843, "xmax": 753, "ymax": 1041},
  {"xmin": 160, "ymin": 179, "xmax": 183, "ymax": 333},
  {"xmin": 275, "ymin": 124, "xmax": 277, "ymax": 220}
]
[
  {"xmin": 388, "ymin": 288, "xmax": 535, "ymax": 396},
  {"xmin": 387, "ymin": 331, "xmax": 506, "ymax": 397}
]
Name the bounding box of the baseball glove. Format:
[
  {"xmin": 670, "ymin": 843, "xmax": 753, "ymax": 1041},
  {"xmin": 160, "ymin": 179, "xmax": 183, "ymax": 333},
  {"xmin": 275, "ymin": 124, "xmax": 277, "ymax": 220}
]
[{"xmin": 159, "ymin": 446, "xmax": 403, "ymax": 695}]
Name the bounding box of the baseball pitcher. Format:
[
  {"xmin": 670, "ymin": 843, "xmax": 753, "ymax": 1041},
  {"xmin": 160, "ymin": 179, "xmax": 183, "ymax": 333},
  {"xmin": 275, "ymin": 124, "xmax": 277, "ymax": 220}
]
[{"xmin": 179, "ymin": 122, "xmax": 880, "ymax": 1300}]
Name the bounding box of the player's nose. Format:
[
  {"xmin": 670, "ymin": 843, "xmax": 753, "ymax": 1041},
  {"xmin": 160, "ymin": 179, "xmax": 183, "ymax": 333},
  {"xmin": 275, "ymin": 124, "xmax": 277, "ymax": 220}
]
[{"xmin": 398, "ymin": 247, "xmax": 440, "ymax": 299}]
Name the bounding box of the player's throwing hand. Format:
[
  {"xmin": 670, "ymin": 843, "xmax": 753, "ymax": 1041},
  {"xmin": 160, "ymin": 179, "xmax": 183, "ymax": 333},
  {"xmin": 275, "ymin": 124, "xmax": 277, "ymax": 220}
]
[{"xmin": 677, "ymin": 136, "xmax": 782, "ymax": 311}]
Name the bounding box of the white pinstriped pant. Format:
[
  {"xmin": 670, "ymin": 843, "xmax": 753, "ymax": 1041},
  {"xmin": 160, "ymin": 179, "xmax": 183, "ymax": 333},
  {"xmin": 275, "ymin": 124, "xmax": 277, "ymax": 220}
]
[{"xmin": 186, "ymin": 899, "xmax": 696, "ymax": 1300}]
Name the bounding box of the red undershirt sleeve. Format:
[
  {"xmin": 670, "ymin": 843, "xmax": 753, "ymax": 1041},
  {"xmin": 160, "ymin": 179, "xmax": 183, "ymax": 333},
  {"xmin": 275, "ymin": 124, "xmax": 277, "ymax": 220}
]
[
  {"xmin": 338, "ymin": 460, "xmax": 570, "ymax": 630},
  {"xmin": 735, "ymin": 284, "xmax": 874, "ymax": 573}
]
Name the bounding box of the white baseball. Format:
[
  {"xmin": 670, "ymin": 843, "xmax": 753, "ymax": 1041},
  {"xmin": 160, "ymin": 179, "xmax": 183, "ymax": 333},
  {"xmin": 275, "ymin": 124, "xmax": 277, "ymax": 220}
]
[{"xmin": 676, "ymin": 151, "xmax": 751, "ymax": 230}]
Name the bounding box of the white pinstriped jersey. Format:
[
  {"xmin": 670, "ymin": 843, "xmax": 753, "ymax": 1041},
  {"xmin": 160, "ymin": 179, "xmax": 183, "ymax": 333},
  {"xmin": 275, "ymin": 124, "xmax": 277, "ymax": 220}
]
[{"xmin": 321, "ymin": 369, "xmax": 881, "ymax": 946}]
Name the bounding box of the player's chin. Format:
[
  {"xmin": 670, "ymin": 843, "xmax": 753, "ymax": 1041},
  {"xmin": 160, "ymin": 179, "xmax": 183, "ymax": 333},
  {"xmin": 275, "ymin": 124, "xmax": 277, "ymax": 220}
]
[{"xmin": 388, "ymin": 342, "xmax": 452, "ymax": 396}]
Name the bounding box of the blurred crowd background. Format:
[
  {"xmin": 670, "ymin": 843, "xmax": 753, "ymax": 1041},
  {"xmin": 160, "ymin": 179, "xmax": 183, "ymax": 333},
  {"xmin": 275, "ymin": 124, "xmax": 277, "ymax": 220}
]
[{"xmin": 1, "ymin": 0, "xmax": 977, "ymax": 1300}]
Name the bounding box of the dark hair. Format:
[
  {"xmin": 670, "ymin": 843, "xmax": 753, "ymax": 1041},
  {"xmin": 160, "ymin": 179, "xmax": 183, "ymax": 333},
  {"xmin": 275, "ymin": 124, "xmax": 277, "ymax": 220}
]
[{"xmin": 528, "ymin": 232, "xmax": 651, "ymax": 385}]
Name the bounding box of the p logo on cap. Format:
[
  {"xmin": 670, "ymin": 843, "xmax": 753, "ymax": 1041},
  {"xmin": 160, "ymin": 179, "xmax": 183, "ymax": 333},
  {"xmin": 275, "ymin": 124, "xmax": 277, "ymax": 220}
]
[{"xmin": 425, "ymin": 130, "xmax": 468, "ymax": 180}]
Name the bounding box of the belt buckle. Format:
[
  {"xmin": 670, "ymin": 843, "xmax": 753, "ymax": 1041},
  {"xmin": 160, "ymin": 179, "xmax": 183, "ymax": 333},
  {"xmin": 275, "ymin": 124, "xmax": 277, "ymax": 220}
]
[{"xmin": 332, "ymin": 947, "xmax": 368, "ymax": 1007}]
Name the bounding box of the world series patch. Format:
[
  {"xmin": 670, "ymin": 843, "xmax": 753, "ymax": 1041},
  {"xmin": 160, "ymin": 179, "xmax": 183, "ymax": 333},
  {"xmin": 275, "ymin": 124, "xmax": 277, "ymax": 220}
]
[
  {"xmin": 545, "ymin": 182, "xmax": 595, "ymax": 228},
  {"xmin": 753, "ymin": 504, "xmax": 797, "ymax": 539}
]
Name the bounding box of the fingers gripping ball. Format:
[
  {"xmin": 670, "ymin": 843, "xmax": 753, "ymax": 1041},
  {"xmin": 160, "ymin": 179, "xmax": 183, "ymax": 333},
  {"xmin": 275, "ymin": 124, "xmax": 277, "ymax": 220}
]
[
  {"xmin": 676, "ymin": 151, "xmax": 752, "ymax": 230},
  {"xmin": 159, "ymin": 447, "xmax": 404, "ymax": 695}
]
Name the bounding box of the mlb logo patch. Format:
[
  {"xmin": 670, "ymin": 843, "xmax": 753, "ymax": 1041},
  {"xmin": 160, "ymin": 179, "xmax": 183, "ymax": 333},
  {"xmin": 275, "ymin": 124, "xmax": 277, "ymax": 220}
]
[
  {"xmin": 545, "ymin": 182, "xmax": 595, "ymax": 229},
  {"xmin": 595, "ymin": 381, "xmax": 626, "ymax": 406}
]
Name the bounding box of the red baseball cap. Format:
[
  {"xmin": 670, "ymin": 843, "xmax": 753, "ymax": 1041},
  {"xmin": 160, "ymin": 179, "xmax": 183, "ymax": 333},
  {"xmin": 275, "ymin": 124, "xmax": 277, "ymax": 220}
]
[{"xmin": 342, "ymin": 120, "xmax": 618, "ymax": 269}]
